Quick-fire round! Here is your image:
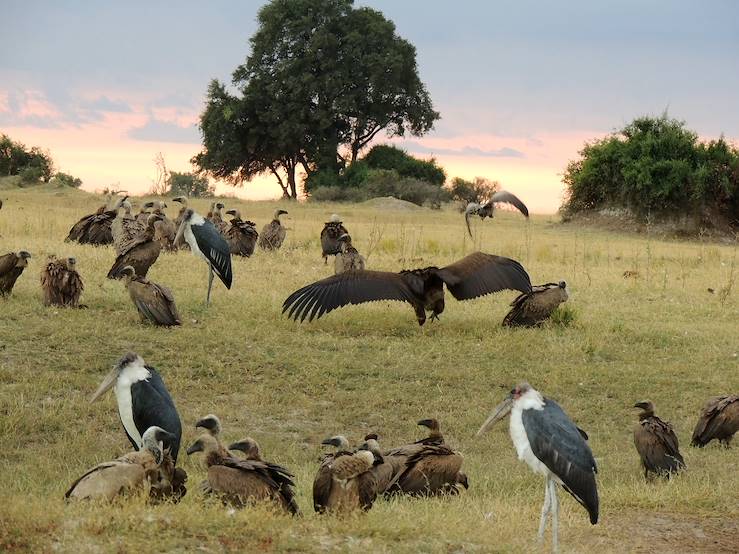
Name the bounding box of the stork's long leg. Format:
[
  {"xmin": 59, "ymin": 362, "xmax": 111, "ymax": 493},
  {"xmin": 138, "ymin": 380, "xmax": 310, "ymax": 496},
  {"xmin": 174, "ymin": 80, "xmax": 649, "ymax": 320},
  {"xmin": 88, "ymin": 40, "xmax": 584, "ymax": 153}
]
[
  {"xmin": 538, "ymin": 476, "xmax": 552, "ymax": 541},
  {"xmin": 206, "ymin": 265, "xmax": 214, "ymax": 307},
  {"xmin": 550, "ymin": 478, "xmax": 560, "ymax": 554}
]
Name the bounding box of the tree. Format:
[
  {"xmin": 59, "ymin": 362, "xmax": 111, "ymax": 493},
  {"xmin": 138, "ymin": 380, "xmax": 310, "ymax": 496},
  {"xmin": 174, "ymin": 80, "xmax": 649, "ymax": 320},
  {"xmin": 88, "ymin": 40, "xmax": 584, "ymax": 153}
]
[
  {"xmin": 0, "ymin": 134, "xmax": 54, "ymax": 181},
  {"xmin": 449, "ymin": 177, "xmax": 500, "ymax": 204},
  {"xmin": 168, "ymin": 171, "xmax": 214, "ymax": 198},
  {"xmin": 193, "ymin": 0, "xmax": 439, "ymax": 199}
]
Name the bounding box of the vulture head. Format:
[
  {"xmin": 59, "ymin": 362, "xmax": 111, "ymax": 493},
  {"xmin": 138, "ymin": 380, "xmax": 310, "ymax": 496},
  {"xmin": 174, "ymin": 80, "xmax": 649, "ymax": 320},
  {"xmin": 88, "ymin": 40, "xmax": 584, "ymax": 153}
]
[
  {"xmin": 634, "ymin": 401, "xmax": 655, "ymax": 418},
  {"xmin": 185, "ymin": 432, "xmax": 221, "ymax": 457},
  {"xmin": 228, "ymin": 437, "xmax": 262, "ymax": 460},
  {"xmin": 417, "ymin": 418, "xmax": 440, "ymax": 432},
  {"xmin": 274, "ymin": 209, "xmax": 288, "ymax": 220},
  {"xmin": 142, "ymin": 426, "xmax": 176, "ymax": 465},
  {"xmin": 195, "ymin": 414, "xmax": 222, "ymax": 437},
  {"xmin": 118, "ymin": 265, "xmax": 136, "ymax": 281},
  {"xmin": 225, "ymin": 208, "xmax": 241, "ymax": 220},
  {"xmin": 65, "ymin": 257, "xmax": 77, "ymax": 271},
  {"xmin": 16, "ymin": 251, "xmax": 31, "ymax": 267},
  {"xmin": 329, "ymin": 213, "xmax": 341, "ymax": 223},
  {"xmin": 321, "ymin": 435, "xmax": 350, "ymax": 451},
  {"xmin": 90, "ymin": 351, "xmax": 145, "ymax": 403}
]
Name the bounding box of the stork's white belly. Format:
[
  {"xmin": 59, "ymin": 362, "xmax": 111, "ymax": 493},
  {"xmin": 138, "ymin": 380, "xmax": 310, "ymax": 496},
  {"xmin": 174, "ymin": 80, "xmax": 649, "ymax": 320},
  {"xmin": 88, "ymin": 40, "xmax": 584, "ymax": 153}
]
[
  {"xmin": 510, "ymin": 406, "xmax": 550, "ymax": 477},
  {"xmin": 114, "ymin": 362, "xmax": 150, "ymax": 447},
  {"xmin": 184, "ymin": 225, "xmax": 207, "ymax": 263}
]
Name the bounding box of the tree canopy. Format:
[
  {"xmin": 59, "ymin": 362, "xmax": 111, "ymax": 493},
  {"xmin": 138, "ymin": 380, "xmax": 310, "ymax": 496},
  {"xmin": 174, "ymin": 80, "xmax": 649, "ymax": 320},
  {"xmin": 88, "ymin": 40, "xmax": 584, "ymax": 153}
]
[
  {"xmin": 0, "ymin": 134, "xmax": 54, "ymax": 182},
  {"xmin": 193, "ymin": 0, "xmax": 439, "ymax": 199},
  {"xmin": 562, "ymin": 115, "xmax": 739, "ymax": 227}
]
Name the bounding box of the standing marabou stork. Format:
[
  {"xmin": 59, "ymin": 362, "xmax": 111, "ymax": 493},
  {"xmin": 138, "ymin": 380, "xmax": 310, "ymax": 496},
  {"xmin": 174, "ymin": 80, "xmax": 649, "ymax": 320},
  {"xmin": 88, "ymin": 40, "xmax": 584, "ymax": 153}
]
[
  {"xmin": 174, "ymin": 208, "xmax": 232, "ymax": 306},
  {"xmin": 477, "ymin": 382, "xmax": 598, "ymax": 553},
  {"xmin": 90, "ymin": 352, "xmax": 183, "ymax": 463}
]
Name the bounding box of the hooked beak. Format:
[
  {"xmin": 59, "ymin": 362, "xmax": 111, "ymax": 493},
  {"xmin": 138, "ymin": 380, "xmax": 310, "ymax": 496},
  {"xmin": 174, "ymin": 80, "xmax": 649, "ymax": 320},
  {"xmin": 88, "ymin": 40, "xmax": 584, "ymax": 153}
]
[
  {"xmin": 476, "ymin": 395, "xmax": 513, "ymax": 436},
  {"xmin": 186, "ymin": 441, "xmax": 203, "ymax": 455},
  {"xmin": 321, "ymin": 437, "xmax": 339, "ymax": 447},
  {"xmin": 89, "ymin": 367, "xmax": 119, "ymax": 403},
  {"xmin": 228, "ymin": 441, "xmax": 248, "ymax": 452},
  {"xmin": 417, "ymin": 418, "xmax": 434, "ymax": 428}
]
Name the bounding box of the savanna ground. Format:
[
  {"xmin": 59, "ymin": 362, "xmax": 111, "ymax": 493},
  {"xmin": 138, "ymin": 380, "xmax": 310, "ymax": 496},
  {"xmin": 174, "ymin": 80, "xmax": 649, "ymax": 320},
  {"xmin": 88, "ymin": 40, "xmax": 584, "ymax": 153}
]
[{"xmin": 1, "ymin": 180, "xmax": 737, "ymax": 553}]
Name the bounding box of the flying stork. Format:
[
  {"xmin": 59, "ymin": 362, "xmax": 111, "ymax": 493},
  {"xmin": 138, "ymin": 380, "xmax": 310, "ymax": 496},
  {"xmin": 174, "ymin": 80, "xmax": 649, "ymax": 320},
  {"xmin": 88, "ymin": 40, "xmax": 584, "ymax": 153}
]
[
  {"xmin": 174, "ymin": 208, "xmax": 232, "ymax": 306},
  {"xmin": 90, "ymin": 351, "xmax": 183, "ymax": 463},
  {"xmin": 477, "ymin": 382, "xmax": 598, "ymax": 553}
]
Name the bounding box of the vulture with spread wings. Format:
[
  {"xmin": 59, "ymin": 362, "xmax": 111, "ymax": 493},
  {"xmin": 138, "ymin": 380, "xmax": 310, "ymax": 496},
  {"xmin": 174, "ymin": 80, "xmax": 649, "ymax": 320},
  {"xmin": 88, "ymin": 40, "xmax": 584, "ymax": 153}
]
[
  {"xmin": 464, "ymin": 191, "xmax": 529, "ymax": 237},
  {"xmin": 283, "ymin": 252, "xmax": 532, "ymax": 325}
]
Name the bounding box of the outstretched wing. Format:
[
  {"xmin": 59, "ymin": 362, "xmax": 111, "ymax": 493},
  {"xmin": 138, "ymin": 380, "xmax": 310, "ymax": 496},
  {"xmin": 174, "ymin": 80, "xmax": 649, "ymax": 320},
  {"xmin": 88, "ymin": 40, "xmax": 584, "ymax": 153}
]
[
  {"xmin": 436, "ymin": 252, "xmax": 532, "ymax": 301},
  {"xmin": 283, "ymin": 270, "xmax": 417, "ymax": 322},
  {"xmin": 488, "ymin": 191, "xmax": 529, "ymax": 217}
]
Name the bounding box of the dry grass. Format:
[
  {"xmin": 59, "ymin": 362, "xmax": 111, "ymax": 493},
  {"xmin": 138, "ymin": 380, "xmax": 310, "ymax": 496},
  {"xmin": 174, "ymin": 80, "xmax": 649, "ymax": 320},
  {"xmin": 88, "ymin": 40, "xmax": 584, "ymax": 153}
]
[{"xmin": 1, "ymin": 181, "xmax": 738, "ymax": 553}]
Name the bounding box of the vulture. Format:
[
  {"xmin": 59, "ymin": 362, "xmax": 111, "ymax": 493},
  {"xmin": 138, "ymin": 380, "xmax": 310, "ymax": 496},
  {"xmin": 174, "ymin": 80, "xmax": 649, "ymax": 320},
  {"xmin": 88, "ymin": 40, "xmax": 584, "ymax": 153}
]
[
  {"xmin": 40, "ymin": 256, "xmax": 84, "ymax": 307},
  {"xmin": 65, "ymin": 426, "xmax": 174, "ymax": 501},
  {"xmin": 414, "ymin": 418, "xmax": 445, "ymax": 446},
  {"xmin": 334, "ymin": 234, "xmax": 365, "ymax": 274},
  {"xmin": 503, "ymin": 281, "xmax": 569, "ymax": 327},
  {"xmin": 633, "ymin": 401, "xmax": 686, "ymax": 479},
  {"xmin": 313, "ymin": 435, "xmax": 381, "ymax": 514},
  {"xmin": 358, "ymin": 434, "xmax": 403, "ymax": 496},
  {"xmin": 118, "ymin": 266, "xmax": 181, "ymax": 326},
  {"xmin": 464, "ymin": 191, "xmax": 529, "ymax": 238},
  {"xmin": 224, "ymin": 209, "xmax": 259, "ymax": 257},
  {"xmin": 206, "ymin": 202, "xmax": 228, "ymax": 235},
  {"xmin": 691, "ymin": 395, "xmax": 739, "ymax": 448},
  {"xmin": 111, "ymin": 200, "xmax": 145, "ymax": 255},
  {"xmin": 186, "ymin": 433, "xmax": 300, "ymax": 515},
  {"xmin": 258, "ymin": 209, "xmax": 288, "ymax": 250},
  {"xmin": 66, "ymin": 198, "xmax": 124, "ymax": 245},
  {"xmin": 148, "ymin": 201, "xmax": 177, "ymax": 252},
  {"xmin": 135, "ymin": 203, "xmax": 151, "ymax": 225},
  {"xmin": 90, "ymin": 352, "xmax": 183, "ymax": 464},
  {"xmin": 0, "ymin": 250, "xmax": 31, "ymax": 296},
  {"xmin": 283, "ymin": 252, "xmax": 532, "ymax": 326},
  {"xmin": 107, "ymin": 213, "xmax": 163, "ymax": 279},
  {"xmin": 320, "ymin": 214, "xmax": 349, "ymax": 263}
]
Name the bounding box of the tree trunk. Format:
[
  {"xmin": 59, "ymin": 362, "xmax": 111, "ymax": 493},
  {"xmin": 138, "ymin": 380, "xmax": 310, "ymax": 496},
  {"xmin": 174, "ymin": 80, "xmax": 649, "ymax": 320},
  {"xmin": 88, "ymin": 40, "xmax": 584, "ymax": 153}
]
[{"xmin": 287, "ymin": 166, "xmax": 297, "ymax": 199}]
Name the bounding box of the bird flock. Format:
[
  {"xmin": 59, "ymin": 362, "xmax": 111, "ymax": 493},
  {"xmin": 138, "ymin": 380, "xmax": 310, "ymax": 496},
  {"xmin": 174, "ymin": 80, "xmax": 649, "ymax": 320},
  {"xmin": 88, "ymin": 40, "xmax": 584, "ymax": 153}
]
[{"xmin": 2, "ymin": 192, "xmax": 738, "ymax": 552}]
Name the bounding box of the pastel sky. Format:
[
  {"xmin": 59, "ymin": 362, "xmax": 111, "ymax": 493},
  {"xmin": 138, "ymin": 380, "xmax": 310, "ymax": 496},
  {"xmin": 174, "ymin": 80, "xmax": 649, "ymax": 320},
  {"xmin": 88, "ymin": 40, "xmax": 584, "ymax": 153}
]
[{"xmin": 2, "ymin": 1, "xmax": 738, "ymax": 212}]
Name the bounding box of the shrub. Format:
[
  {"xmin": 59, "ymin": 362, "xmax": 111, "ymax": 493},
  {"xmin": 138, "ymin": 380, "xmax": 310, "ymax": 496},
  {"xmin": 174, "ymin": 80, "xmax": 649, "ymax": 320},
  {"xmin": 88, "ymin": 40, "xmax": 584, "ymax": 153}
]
[
  {"xmin": 0, "ymin": 134, "xmax": 54, "ymax": 181},
  {"xmin": 449, "ymin": 176, "xmax": 500, "ymax": 204},
  {"xmin": 19, "ymin": 166, "xmax": 44, "ymax": 185},
  {"xmin": 54, "ymin": 172, "xmax": 82, "ymax": 188},
  {"xmin": 168, "ymin": 171, "xmax": 214, "ymax": 198},
  {"xmin": 363, "ymin": 144, "xmax": 446, "ymax": 186}
]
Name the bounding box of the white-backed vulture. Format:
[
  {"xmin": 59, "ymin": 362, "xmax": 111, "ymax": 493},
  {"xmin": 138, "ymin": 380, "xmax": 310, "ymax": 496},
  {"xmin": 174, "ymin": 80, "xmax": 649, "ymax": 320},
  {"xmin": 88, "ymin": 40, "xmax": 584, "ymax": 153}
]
[
  {"xmin": 633, "ymin": 401, "xmax": 686, "ymax": 479},
  {"xmin": 186, "ymin": 433, "xmax": 300, "ymax": 515},
  {"xmin": 65, "ymin": 426, "xmax": 173, "ymax": 501},
  {"xmin": 111, "ymin": 200, "xmax": 145, "ymax": 255},
  {"xmin": 40, "ymin": 255, "xmax": 84, "ymax": 307},
  {"xmin": 334, "ymin": 234, "xmax": 365, "ymax": 274},
  {"xmin": 0, "ymin": 251, "xmax": 31, "ymax": 296},
  {"xmin": 258, "ymin": 209, "xmax": 288, "ymax": 250},
  {"xmin": 358, "ymin": 434, "xmax": 402, "ymax": 496},
  {"xmin": 464, "ymin": 191, "xmax": 529, "ymax": 237},
  {"xmin": 171, "ymin": 196, "xmax": 190, "ymax": 249},
  {"xmin": 320, "ymin": 214, "xmax": 349, "ymax": 263},
  {"xmin": 66, "ymin": 199, "xmax": 123, "ymax": 245},
  {"xmin": 206, "ymin": 202, "xmax": 228, "ymax": 235},
  {"xmin": 691, "ymin": 395, "xmax": 739, "ymax": 447},
  {"xmin": 284, "ymin": 252, "xmax": 532, "ymax": 326},
  {"xmin": 118, "ymin": 266, "xmax": 181, "ymax": 326},
  {"xmin": 224, "ymin": 209, "xmax": 259, "ymax": 257},
  {"xmin": 147, "ymin": 201, "xmax": 177, "ymax": 252},
  {"xmin": 107, "ymin": 213, "xmax": 163, "ymax": 279},
  {"xmin": 503, "ymin": 281, "xmax": 569, "ymax": 327}
]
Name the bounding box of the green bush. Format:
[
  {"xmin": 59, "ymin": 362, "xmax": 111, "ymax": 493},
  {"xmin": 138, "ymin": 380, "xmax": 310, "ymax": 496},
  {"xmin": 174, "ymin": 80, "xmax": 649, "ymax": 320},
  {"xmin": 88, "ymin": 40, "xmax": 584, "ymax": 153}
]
[
  {"xmin": 168, "ymin": 171, "xmax": 214, "ymax": 198},
  {"xmin": 1, "ymin": 134, "xmax": 54, "ymax": 181},
  {"xmin": 449, "ymin": 176, "xmax": 499, "ymax": 204},
  {"xmin": 54, "ymin": 172, "xmax": 82, "ymax": 188},
  {"xmin": 364, "ymin": 144, "xmax": 446, "ymax": 186},
  {"xmin": 19, "ymin": 166, "xmax": 44, "ymax": 185}
]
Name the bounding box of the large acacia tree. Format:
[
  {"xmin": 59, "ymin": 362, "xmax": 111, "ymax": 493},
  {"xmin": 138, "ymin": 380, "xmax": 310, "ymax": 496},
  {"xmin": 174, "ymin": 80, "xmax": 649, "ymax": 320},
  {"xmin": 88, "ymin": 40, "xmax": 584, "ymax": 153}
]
[{"xmin": 193, "ymin": 0, "xmax": 439, "ymax": 199}]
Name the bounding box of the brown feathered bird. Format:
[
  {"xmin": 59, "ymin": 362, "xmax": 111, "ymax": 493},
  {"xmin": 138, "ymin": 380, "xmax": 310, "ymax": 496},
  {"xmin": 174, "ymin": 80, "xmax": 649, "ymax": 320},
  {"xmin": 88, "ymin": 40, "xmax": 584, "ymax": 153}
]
[
  {"xmin": 284, "ymin": 252, "xmax": 532, "ymax": 325},
  {"xmin": 147, "ymin": 201, "xmax": 177, "ymax": 252},
  {"xmin": 691, "ymin": 395, "xmax": 739, "ymax": 448},
  {"xmin": 66, "ymin": 199, "xmax": 123, "ymax": 245},
  {"xmin": 111, "ymin": 200, "xmax": 145, "ymax": 255},
  {"xmin": 107, "ymin": 213, "xmax": 163, "ymax": 279},
  {"xmin": 258, "ymin": 209, "xmax": 288, "ymax": 250},
  {"xmin": 0, "ymin": 251, "xmax": 31, "ymax": 296},
  {"xmin": 503, "ymin": 281, "xmax": 569, "ymax": 327},
  {"xmin": 633, "ymin": 401, "xmax": 686, "ymax": 479},
  {"xmin": 186, "ymin": 433, "xmax": 300, "ymax": 515},
  {"xmin": 224, "ymin": 209, "xmax": 259, "ymax": 257},
  {"xmin": 65, "ymin": 426, "xmax": 173, "ymax": 501},
  {"xmin": 358, "ymin": 435, "xmax": 403, "ymax": 496},
  {"xmin": 41, "ymin": 256, "xmax": 84, "ymax": 307},
  {"xmin": 118, "ymin": 266, "xmax": 181, "ymax": 326},
  {"xmin": 206, "ymin": 202, "xmax": 228, "ymax": 235},
  {"xmin": 464, "ymin": 191, "xmax": 529, "ymax": 237},
  {"xmin": 320, "ymin": 214, "xmax": 349, "ymax": 263},
  {"xmin": 171, "ymin": 196, "xmax": 190, "ymax": 249},
  {"xmin": 334, "ymin": 234, "xmax": 365, "ymax": 274}
]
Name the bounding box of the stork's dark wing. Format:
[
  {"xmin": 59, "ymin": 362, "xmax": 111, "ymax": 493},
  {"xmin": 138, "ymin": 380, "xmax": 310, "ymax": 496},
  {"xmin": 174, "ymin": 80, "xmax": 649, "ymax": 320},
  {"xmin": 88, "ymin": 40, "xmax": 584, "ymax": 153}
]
[
  {"xmin": 130, "ymin": 367, "xmax": 182, "ymax": 462},
  {"xmin": 488, "ymin": 191, "xmax": 529, "ymax": 217},
  {"xmin": 282, "ymin": 270, "xmax": 418, "ymax": 322},
  {"xmin": 191, "ymin": 220, "xmax": 232, "ymax": 289},
  {"xmin": 522, "ymin": 399, "xmax": 599, "ymax": 524},
  {"xmin": 436, "ymin": 252, "xmax": 532, "ymax": 300}
]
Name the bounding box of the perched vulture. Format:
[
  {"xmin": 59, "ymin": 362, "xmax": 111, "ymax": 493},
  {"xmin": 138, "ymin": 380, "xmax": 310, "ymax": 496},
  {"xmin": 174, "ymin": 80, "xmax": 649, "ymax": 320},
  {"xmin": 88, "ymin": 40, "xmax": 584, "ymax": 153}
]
[
  {"xmin": 135, "ymin": 203, "xmax": 151, "ymax": 225},
  {"xmin": 107, "ymin": 213, "xmax": 163, "ymax": 279},
  {"xmin": 147, "ymin": 201, "xmax": 177, "ymax": 252},
  {"xmin": 284, "ymin": 252, "xmax": 532, "ymax": 326},
  {"xmin": 313, "ymin": 435, "xmax": 380, "ymax": 514},
  {"xmin": 206, "ymin": 202, "xmax": 228, "ymax": 235},
  {"xmin": 171, "ymin": 196, "xmax": 189, "ymax": 249},
  {"xmin": 65, "ymin": 426, "xmax": 173, "ymax": 501},
  {"xmin": 40, "ymin": 256, "xmax": 84, "ymax": 307},
  {"xmin": 320, "ymin": 214, "xmax": 349, "ymax": 263},
  {"xmin": 464, "ymin": 191, "xmax": 529, "ymax": 237},
  {"xmin": 111, "ymin": 200, "xmax": 145, "ymax": 255},
  {"xmin": 691, "ymin": 395, "xmax": 739, "ymax": 448},
  {"xmin": 118, "ymin": 266, "xmax": 181, "ymax": 326},
  {"xmin": 334, "ymin": 234, "xmax": 365, "ymax": 274},
  {"xmin": 258, "ymin": 209, "xmax": 288, "ymax": 250},
  {"xmin": 187, "ymin": 433, "xmax": 300, "ymax": 515},
  {"xmin": 224, "ymin": 209, "xmax": 259, "ymax": 257},
  {"xmin": 358, "ymin": 435, "xmax": 403, "ymax": 496},
  {"xmin": 0, "ymin": 251, "xmax": 31, "ymax": 296},
  {"xmin": 633, "ymin": 401, "xmax": 686, "ymax": 479},
  {"xmin": 503, "ymin": 281, "xmax": 569, "ymax": 327},
  {"xmin": 66, "ymin": 199, "xmax": 123, "ymax": 245}
]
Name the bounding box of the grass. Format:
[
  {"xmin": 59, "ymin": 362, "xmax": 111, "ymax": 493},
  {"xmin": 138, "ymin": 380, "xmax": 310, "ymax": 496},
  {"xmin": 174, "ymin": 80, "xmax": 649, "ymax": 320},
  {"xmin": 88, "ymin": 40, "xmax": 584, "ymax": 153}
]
[{"xmin": 1, "ymin": 181, "xmax": 738, "ymax": 552}]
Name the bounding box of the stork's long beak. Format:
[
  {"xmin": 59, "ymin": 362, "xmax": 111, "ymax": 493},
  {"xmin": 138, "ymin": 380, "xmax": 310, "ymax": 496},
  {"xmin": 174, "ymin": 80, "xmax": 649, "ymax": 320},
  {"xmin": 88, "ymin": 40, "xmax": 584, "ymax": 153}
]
[
  {"xmin": 89, "ymin": 367, "xmax": 118, "ymax": 403},
  {"xmin": 174, "ymin": 219, "xmax": 187, "ymax": 246},
  {"xmin": 476, "ymin": 396, "xmax": 513, "ymax": 436}
]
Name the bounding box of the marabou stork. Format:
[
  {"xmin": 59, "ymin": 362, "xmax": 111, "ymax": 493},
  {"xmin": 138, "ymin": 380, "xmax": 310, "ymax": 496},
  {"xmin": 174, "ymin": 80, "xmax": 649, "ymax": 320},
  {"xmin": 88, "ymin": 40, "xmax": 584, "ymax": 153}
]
[
  {"xmin": 174, "ymin": 208, "xmax": 232, "ymax": 306},
  {"xmin": 90, "ymin": 352, "xmax": 183, "ymax": 463},
  {"xmin": 477, "ymin": 382, "xmax": 598, "ymax": 553}
]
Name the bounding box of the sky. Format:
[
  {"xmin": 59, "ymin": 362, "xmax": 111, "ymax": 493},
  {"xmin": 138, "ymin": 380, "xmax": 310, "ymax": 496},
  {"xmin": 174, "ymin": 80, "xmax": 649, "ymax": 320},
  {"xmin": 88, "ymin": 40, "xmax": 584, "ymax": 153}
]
[{"xmin": 1, "ymin": 0, "xmax": 738, "ymax": 213}]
